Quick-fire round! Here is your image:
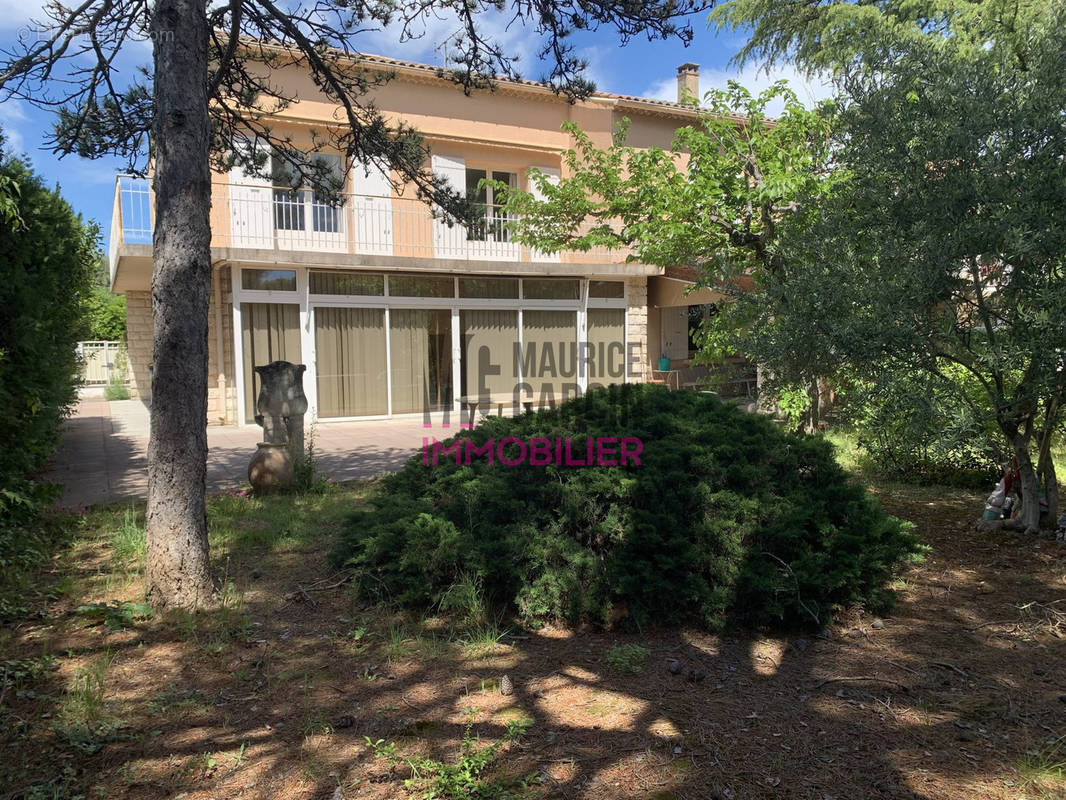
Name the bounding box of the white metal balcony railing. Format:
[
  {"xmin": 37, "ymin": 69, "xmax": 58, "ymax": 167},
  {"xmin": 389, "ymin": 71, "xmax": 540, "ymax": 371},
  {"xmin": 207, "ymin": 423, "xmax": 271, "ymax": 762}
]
[{"xmin": 109, "ymin": 176, "xmax": 625, "ymax": 272}]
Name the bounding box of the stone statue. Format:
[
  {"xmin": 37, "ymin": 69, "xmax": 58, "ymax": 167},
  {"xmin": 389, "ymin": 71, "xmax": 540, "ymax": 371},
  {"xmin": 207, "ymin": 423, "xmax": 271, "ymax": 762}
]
[{"xmin": 248, "ymin": 360, "xmax": 308, "ymax": 492}]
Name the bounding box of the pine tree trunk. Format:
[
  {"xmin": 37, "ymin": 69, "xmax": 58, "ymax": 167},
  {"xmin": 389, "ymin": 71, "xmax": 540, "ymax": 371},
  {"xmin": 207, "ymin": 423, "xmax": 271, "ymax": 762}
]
[{"xmin": 144, "ymin": 0, "xmax": 216, "ymax": 609}]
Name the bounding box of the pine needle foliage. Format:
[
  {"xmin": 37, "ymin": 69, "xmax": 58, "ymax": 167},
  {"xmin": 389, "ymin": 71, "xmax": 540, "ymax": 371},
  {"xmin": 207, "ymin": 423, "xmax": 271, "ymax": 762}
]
[{"xmin": 333, "ymin": 385, "xmax": 922, "ymax": 630}]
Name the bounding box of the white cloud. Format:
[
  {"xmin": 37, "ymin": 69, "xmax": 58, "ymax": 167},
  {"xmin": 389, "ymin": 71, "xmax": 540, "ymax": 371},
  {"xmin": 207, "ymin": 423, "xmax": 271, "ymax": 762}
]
[
  {"xmin": 645, "ymin": 61, "xmax": 836, "ymax": 114},
  {"xmin": 0, "ymin": 100, "xmax": 27, "ymax": 155},
  {"xmin": 358, "ymin": 8, "xmax": 536, "ymax": 75},
  {"xmin": 63, "ymin": 158, "xmax": 125, "ymax": 187},
  {"xmin": 573, "ymin": 44, "xmax": 618, "ymax": 94},
  {"xmin": 0, "ymin": 0, "xmax": 45, "ymax": 30}
]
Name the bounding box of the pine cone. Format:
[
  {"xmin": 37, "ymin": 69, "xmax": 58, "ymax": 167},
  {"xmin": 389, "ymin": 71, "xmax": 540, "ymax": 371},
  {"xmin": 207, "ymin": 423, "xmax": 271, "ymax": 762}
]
[{"xmin": 500, "ymin": 674, "xmax": 514, "ymax": 696}]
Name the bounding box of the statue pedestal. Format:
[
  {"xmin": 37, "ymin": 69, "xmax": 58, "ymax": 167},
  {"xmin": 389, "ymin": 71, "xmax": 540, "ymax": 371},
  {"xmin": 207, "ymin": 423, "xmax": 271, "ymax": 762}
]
[{"xmin": 248, "ymin": 442, "xmax": 294, "ymax": 493}]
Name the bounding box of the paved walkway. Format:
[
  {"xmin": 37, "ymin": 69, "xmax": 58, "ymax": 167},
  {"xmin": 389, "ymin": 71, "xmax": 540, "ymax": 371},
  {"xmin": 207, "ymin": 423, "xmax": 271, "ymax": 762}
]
[{"xmin": 49, "ymin": 400, "xmax": 441, "ymax": 508}]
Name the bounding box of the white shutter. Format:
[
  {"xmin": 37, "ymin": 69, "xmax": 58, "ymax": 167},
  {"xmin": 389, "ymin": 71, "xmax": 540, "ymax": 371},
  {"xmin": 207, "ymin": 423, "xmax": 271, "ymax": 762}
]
[
  {"xmin": 351, "ymin": 158, "xmax": 393, "ymax": 255},
  {"xmin": 432, "ymin": 154, "xmax": 466, "ymax": 193},
  {"xmin": 528, "ymin": 166, "xmax": 561, "ymax": 263},
  {"xmin": 228, "ymin": 139, "xmax": 272, "ymax": 187},
  {"xmin": 432, "ymin": 154, "xmax": 467, "ymax": 258},
  {"xmin": 228, "ymin": 139, "xmax": 273, "ymax": 249},
  {"xmin": 358, "ymin": 158, "xmax": 392, "ymax": 197}
]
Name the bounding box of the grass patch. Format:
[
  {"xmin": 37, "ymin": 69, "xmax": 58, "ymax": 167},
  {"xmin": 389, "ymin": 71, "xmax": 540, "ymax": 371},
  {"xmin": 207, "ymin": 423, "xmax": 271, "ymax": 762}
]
[
  {"xmin": 109, "ymin": 506, "xmax": 146, "ymax": 569},
  {"xmin": 604, "ymin": 644, "xmax": 649, "ymax": 675},
  {"xmin": 104, "ymin": 377, "xmax": 130, "ymax": 401},
  {"xmin": 208, "ymin": 483, "xmax": 368, "ymax": 557},
  {"xmin": 53, "ymin": 650, "xmax": 129, "ymax": 755},
  {"xmin": 457, "ymin": 623, "xmax": 509, "ymax": 660},
  {"xmin": 75, "ymin": 599, "xmax": 153, "ymax": 632},
  {"xmin": 1019, "ymin": 735, "xmax": 1066, "ymax": 792},
  {"xmin": 367, "ymin": 711, "xmax": 534, "ymax": 800}
]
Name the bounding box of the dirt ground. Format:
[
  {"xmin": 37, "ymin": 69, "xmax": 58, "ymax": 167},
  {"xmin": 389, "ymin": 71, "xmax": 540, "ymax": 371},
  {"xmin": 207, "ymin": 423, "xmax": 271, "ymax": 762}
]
[{"xmin": 1, "ymin": 482, "xmax": 1064, "ymax": 800}]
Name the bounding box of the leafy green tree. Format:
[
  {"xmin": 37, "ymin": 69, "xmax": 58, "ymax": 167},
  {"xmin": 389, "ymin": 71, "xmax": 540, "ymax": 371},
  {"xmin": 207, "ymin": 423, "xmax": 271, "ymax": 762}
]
[
  {"xmin": 497, "ymin": 82, "xmax": 836, "ymax": 427},
  {"xmin": 712, "ymin": 0, "xmax": 1051, "ymax": 76},
  {"xmin": 0, "ymin": 0, "xmax": 707, "ymax": 608},
  {"xmin": 0, "ymin": 174, "xmax": 20, "ymax": 229},
  {"xmin": 82, "ymin": 290, "xmax": 126, "ymax": 341},
  {"xmin": 501, "ymin": 82, "xmax": 831, "ymax": 276},
  {"xmin": 81, "ymin": 256, "xmax": 126, "ymax": 341},
  {"xmin": 843, "ymin": 364, "xmax": 1007, "ymax": 487},
  {"xmin": 715, "ymin": 0, "xmax": 1066, "ymax": 531}
]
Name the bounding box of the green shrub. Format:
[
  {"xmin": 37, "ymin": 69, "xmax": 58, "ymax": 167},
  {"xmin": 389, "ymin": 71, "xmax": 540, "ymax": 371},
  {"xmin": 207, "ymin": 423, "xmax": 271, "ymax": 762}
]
[
  {"xmin": 0, "ymin": 135, "xmax": 98, "ymax": 591},
  {"xmin": 82, "ymin": 285, "xmax": 126, "ymax": 341},
  {"xmin": 333, "ymin": 384, "xmax": 922, "ymax": 630},
  {"xmin": 103, "ymin": 375, "xmax": 130, "ymax": 401}
]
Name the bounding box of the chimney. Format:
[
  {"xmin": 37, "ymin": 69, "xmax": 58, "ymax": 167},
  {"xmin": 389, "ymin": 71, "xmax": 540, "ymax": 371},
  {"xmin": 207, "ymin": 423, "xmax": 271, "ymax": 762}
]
[{"xmin": 676, "ymin": 63, "xmax": 700, "ymax": 104}]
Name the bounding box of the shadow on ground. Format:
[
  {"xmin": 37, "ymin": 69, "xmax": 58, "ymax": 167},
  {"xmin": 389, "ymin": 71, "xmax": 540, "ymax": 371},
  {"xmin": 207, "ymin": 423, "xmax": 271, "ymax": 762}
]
[{"xmin": 1, "ymin": 484, "xmax": 1064, "ymax": 800}]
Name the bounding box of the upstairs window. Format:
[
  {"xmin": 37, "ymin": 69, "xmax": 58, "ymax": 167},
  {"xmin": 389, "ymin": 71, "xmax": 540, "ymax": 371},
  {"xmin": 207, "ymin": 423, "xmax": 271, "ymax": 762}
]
[
  {"xmin": 465, "ymin": 168, "xmax": 515, "ymax": 242},
  {"xmin": 271, "ymin": 151, "xmax": 344, "ymax": 234}
]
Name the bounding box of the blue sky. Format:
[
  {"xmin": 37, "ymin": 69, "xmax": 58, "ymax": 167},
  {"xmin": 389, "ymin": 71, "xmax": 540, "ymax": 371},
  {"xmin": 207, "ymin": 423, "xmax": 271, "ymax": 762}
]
[{"xmin": 0, "ymin": 2, "xmax": 830, "ymax": 249}]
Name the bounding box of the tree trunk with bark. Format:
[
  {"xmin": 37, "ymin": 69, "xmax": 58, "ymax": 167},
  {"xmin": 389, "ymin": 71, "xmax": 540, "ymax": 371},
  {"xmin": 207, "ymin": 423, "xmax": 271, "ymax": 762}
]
[
  {"xmin": 144, "ymin": 0, "xmax": 216, "ymax": 609},
  {"xmin": 1006, "ymin": 428, "xmax": 1042, "ymax": 534},
  {"xmin": 1036, "ymin": 392, "xmax": 1062, "ymax": 526},
  {"xmin": 805, "ymin": 378, "xmax": 821, "ymax": 434},
  {"xmin": 1038, "ymin": 447, "xmax": 1058, "ymax": 527},
  {"xmin": 1036, "ymin": 431, "xmax": 1058, "ymax": 528}
]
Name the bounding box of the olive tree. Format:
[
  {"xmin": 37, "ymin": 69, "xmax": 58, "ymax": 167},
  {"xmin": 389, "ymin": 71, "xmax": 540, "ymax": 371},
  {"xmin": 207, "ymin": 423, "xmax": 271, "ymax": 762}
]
[{"xmin": 714, "ymin": 0, "xmax": 1066, "ymax": 531}]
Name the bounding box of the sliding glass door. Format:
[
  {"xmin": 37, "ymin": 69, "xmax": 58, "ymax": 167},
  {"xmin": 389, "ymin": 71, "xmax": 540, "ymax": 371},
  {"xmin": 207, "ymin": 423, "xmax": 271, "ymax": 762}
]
[
  {"xmin": 236, "ymin": 270, "xmax": 633, "ymax": 425},
  {"xmin": 587, "ymin": 308, "xmax": 627, "ymax": 387},
  {"xmin": 522, "ymin": 310, "xmax": 578, "ymax": 403},
  {"xmin": 390, "ymin": 309, "xmax": 453, "ymax": 414},
  {"xmin": 241, "ymin": 303, "xmax": 302, "ymax": 423},
  {"xmin": 314, "ymin": 307, "xmax": 387, "ymax": 417},
  {"xmin": 460, "ymin": 310, "xmax": 520, "ymax": 401}
]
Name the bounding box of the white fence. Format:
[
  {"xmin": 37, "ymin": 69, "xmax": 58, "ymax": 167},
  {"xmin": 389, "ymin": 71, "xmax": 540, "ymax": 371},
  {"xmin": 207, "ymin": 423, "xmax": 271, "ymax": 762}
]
[{"xmin": 78, "ymin": 341, "xmax": 129, "ymax": 385}]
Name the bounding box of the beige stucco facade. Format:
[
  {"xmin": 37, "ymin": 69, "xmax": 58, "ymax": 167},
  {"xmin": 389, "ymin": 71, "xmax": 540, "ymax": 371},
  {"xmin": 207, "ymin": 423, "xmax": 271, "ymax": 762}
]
[{"xmin": 110, "ymin": 53, "xmax": 717, "ymax": 424}]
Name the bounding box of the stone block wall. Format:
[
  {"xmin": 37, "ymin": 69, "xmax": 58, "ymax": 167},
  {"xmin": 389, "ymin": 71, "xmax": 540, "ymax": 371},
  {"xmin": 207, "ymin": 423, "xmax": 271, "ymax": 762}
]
[
  {"xmin": 122, "ymin": 269, "xmax": 238, "ymax": 425},
  {"xmin": 626, "ymin": 276, "xmax": 650, "ymax": 382},
  {"xmin": 208, "ymin": 269, "xmax": 239, "ymax": 424},
  {"xmin": 125, "ymin": 291, "xmax": 153, "ymax": 402}
]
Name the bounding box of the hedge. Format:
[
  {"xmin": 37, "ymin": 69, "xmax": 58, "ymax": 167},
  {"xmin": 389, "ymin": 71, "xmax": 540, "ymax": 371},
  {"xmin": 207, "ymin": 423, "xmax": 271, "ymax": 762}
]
[{"xmin": 333, "ymin": 384, "xmax": 923, "ymax": 630}]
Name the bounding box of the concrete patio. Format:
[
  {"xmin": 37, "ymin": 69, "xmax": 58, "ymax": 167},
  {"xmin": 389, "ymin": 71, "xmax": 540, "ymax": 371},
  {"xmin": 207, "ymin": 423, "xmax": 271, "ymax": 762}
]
[{"xmin": 48, "ymin": 399, "xmax": 442, "ymax": 508}]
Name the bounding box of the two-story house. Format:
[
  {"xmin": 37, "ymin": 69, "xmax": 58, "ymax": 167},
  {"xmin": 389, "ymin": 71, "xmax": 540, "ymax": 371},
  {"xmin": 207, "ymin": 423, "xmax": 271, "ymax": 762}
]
[{"xmin": 108, "ymin": 56, "xmax": 743, "ymax": 425}]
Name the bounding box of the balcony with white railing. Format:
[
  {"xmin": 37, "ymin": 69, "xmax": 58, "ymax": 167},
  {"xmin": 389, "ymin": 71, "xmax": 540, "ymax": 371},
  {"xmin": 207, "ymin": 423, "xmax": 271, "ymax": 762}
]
[{"xmin": 109, "ymin": 176, "xmax": 628, "ymax": 274}]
